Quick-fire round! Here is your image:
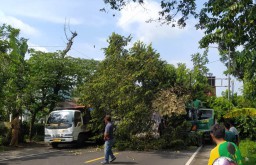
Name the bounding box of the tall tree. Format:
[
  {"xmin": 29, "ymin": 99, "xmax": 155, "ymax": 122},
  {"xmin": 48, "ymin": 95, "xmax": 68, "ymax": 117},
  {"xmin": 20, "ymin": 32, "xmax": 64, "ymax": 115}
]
[
  {"xmin": 25, "ymin": 49, "xmax": 98, "ymax": 140},
  {"xmin": 0, "ymin": 24, "xmax": 28, "ymax": 119},
  {"xmin": 81, "ymin": 33, "xmax": 176, "ymax": 140},
  {"xmin": 190, "ymin": 50, "xmax": 210, "ymax": 100},
  {"xmin": 198, "ymin": 0, "xmax": 256, "ymax": 51}
]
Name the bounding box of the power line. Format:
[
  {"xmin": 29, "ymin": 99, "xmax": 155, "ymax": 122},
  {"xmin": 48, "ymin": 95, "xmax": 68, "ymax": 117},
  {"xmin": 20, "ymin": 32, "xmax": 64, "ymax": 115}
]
[
  {"xmin": 28, "ymin": 45, "xmax": 94, "ymax": 59},
  {"xmin": 71, "ymin": 48, "xmax": 93, "ymax": 59},
  {"xmin": 28, "ymin": 46, "xmax": 66, "ymax": 48},
  {"xmin": 208, "ymin": 59, "xmax": 221, "ymax": 64}
]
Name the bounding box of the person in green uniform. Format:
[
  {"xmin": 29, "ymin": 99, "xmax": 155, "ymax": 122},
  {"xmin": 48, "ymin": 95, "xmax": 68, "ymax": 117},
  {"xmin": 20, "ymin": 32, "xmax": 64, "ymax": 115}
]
[
  {"xmin": 224, "ymin": 122, "xmax": 236, "ymax": 143},
  {"xmin": 208, "ymin": 124, "xmax": 243, "ymax": 165},
  {"xmin": 193, "ymin": 99, "xmax": 202, "ymax": 109}
]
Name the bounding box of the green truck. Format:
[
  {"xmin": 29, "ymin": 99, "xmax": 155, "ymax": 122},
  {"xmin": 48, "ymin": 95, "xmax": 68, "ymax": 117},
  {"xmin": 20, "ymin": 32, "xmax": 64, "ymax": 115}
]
[{"xmin": 187, "ymin": 105, "xmax": 215, "ymax": 146}]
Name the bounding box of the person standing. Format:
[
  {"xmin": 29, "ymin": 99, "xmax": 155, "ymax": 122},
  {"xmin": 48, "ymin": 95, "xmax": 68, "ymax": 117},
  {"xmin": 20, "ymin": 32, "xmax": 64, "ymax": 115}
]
[
  {"xmin": 224, "ymin": 122, "xmax": 236, "ymax": 143},
  {"xmin": 208, "ymin": 124, "xmax": 243, "ymax": 165},
  {"xmin": 101, "ymin": 115, "xmax": 116, "ymax": 164},
  {"xmin": 193, "ymin": 99, "xmax": 202, "ymax": 110},
  {"xmin": 10, "ymin": 112, "xmax": 20, "ymax": 147},
  {"xmin": 229, "ymin": 121, "xmax": 239, "ymax": 145},
  {"xmin": 158, "ymin": 119, "xmax": 166, "ymax": 137}
]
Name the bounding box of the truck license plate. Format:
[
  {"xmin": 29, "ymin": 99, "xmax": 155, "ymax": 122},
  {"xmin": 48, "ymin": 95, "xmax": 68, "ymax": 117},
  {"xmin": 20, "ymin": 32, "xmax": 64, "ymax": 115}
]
[{"xmin": 53, "ymin": 138, "xmax": 61, "ymax": 142}]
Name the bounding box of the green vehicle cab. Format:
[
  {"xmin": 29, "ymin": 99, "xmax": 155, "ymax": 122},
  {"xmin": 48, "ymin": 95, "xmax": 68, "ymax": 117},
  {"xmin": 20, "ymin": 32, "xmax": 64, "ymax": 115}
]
[{"xmin": 186, "ymin": 102, "xmax": 215, "ymax": 146}]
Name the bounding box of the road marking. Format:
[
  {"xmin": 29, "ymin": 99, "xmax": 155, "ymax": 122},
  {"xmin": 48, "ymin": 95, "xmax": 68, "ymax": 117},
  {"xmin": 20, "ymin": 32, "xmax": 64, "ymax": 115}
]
[
  {"xmin": 85, "ymin": 153, "xmax": 119, "ymax": 164},
  {"xmin": 185, "ymin": 146, "xmax": 202, "ymax": 165},
  {"xmin": 0, "ymin": 150, "xmax": 60, "ymax": 162}
]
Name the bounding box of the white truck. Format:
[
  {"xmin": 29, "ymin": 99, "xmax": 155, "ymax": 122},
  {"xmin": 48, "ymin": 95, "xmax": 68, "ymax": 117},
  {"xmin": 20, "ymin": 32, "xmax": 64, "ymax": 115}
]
[{"xmin": 44, "ymin": 107, "xmax": 92, "ymax": 148}]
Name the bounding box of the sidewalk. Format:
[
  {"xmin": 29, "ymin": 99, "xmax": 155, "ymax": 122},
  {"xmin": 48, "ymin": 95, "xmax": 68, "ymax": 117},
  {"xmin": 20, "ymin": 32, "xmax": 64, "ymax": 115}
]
[{"xmin": 190, "ymin": 145, "xmax": 213, "ymax": 165}]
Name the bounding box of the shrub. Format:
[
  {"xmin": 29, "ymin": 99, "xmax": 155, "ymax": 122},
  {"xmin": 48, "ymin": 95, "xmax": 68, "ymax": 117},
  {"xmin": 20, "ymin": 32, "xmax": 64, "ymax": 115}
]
[
  {"xmin": 33, "ymin": 123, "xmax": 44, "ymax": 136},
  {"xmin": 169, "ymin": 140, "xmax": 186, "ymax": 150},
  {"xmin": 0, "ymin": 122, "xmax": 12, "ymax": 145},
  {"xmin": 115, "ymin": 140, "xmax": 130, "ymax": 151},
  {"xmin": 239, "ymin": 140, "xmax": 256, "ymax": 165},
  {"xmin": 236, "ymin": 117, "xmax": 256, "ymax": 140}
]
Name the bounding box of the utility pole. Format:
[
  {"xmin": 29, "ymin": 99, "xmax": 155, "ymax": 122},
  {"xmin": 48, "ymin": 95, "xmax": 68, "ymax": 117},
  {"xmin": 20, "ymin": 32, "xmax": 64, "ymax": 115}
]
[
  {"xmin": 232, "ymin": 80, "xmax": 234, "ymax": 98},
  {"xmin": 228, "ymin": 47, "xmax": 231, "ymax": 101}
]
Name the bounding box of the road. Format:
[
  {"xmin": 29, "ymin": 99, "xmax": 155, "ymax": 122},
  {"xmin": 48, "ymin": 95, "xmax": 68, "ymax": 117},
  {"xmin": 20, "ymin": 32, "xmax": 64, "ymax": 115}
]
[
  {"xmin": 190, "ymin": 145, "xmax": 213, "ymax": 165},
  {"xmin": 0, "ymin": 143, "xmax": 199, "ymax": 165}
]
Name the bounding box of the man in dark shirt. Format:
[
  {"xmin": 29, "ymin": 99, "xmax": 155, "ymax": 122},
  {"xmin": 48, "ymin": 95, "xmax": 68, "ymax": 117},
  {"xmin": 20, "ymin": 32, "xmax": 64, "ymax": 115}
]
[{"xmin": 102, "ymin": 115, "xmax": 116, "ymax": 164}]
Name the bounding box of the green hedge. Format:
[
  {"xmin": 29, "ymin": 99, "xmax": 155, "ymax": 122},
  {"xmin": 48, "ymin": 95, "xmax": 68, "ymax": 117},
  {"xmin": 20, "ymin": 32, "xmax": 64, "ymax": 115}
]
[
  {"xmin": 239, "ymin": 140, "xmax": 256, "ymax": 165},
  {"xmin": 21, "ymin": 122, "xmax": 44, "ymax": 136},
  {"xmin": 0, "ymin": 122, "xmax": 45, "ymax": 145},
  {"xmin": 0, "ymin": 122, "xmax": 12, "ymax": 145}
]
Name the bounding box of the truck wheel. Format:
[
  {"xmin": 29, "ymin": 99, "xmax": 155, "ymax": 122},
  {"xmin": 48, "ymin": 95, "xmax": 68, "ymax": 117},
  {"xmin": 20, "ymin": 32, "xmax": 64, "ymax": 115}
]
[
  {"xmin": 77, "ymin": 134, "xmax": 85, "ymax": 147},
  {"xmin": 51, "ymin": 143, "xmax": 59, "ymax": 148}
]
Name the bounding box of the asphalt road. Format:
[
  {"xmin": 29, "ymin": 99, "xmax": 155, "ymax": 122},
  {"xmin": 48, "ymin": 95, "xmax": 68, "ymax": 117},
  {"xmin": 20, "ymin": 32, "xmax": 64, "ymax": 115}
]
[
  {"xmin": 190, "ymin": 145, "xmax": 213, "ymax": 165},
  {"xmin": 0, "ymin": 143, "xmax": 199, "ymax": 165}
]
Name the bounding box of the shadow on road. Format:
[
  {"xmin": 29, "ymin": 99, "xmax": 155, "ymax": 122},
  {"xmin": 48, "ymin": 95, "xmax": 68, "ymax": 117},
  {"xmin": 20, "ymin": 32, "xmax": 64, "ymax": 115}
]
[
  {"xmin": 112, "ymin": 162, "xmax": 138, "ymax": 164},
  {"xmin": 52, "ymin": 141, "xmax": 103, "ymax": 150}
]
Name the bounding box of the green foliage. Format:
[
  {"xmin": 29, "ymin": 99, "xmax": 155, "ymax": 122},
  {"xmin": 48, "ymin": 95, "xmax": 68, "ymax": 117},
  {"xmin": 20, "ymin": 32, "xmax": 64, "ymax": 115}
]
[
  {"xmin": 0, "ymin": 122, "xmax": 11, "ymax": 145},
  {"xmin": 103, "ymin": 1, "xmax": 256, "ymax": 109},
  {"xmin": 175, "ymin": 63, "xmax": 190, "ymax": 88},
  {"xmin": 0, "ymin": 24, "xmax": 28, "ymax": 117},
  {"xmin": 239, "ymin": 140, "xmax": 256, "ymax": 165},
  {"xmin": 223, "ymin": 108, "xmax": 256, "ymax": 140},
  {"xmin": 190, "ymin": 50, "xmax": 211, "ymax": 101},
  {"xmin": 81, "ymin": 33, "xmax": 211, "ymax": 150},
  {"xmin": 224, "ymin": 108, "xmax": 256, "ymax": 118},
  {"xmin": 197, "ymin": 1, "xmax": 256, "ymax": 105},
  {"xmin": 0, "ymin": 24, "xmax": 99, "ymax": 141},
  {"xmin": 160, "ymin": 116, "xmax": 191, "ymax": 149},
  {"xmin": 187, "ymin": 131, "xmax": 202, "ymax": 147},
  {"xmin": 208, "ymin": 96, "xmax": 234, "ymax": 121},
  {"xmin": 236, "ymin": 116, "xmax": 256, "ymax": 140},
  {"xmin": 82, "ymin": 33, "xmax": 176, "ymax": 142},
  {"xmin": 198, "ymin": 1, "xmax": 256, "ymax": 51},
  {"xmin": 115, "ymin": 136, "xmax": 165, "ymax": 151}
]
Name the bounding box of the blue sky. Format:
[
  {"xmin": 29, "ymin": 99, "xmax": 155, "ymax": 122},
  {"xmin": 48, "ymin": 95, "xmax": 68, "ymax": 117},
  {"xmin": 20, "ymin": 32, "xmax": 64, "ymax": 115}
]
[{"xmin": 0, "ymin": 0, "xmax": 242, "ymax": 96}]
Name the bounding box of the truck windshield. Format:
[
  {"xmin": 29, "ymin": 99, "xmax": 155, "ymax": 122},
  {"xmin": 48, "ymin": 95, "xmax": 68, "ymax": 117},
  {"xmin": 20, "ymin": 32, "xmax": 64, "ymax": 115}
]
[
  {"xmin": 198, "ymin": 110, "xmax": 213, "ymax": 120},
  {"xmin": 46, "ymin": 111, "xmax": 73, "ymax": 129}
]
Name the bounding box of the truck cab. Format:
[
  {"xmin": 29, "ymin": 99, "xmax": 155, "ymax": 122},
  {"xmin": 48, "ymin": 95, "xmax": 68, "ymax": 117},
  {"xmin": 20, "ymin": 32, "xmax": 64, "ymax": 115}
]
[
  {"xmin": 187, "ymin": 108, "xmax": 215, "ymax": 146},
  {"xmin": 44, "ymin": 108, "xmax": 91, "ymax": 148}
]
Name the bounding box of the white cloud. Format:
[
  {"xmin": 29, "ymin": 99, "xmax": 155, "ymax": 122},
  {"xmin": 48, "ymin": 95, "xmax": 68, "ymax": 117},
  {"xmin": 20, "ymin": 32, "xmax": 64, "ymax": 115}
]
[
  {"xmin": 24, "ymin": 43, "xmax": 48, "ymax": 60},
  {"xmin": 0, "ymin": 11, "xmax": 40, "ymax": 37},
  {"xmin": 20, "ymin": 13, "xmax": 83, "ymax": 25},
  {"xmin": 117, "ymin": 0, "xmax": 190, "ymax": 43},
  {"xmin": 1, "ymin": 1, "xmax": 83, "ymax": 25},
  {"xmin": 28, "ymin": 42, "xmax": 48, "ymax": 52}
]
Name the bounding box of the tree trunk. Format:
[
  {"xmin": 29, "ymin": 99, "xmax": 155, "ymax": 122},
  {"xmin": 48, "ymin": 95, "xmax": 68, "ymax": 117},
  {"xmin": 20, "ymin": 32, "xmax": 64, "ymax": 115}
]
[
  {"xmin": 29, "ymin": 111, "xmax": 36, "ymax": 142},
  {"xmin": 49, "ymin": 84, "xmax": 61, "ymax": 112}
]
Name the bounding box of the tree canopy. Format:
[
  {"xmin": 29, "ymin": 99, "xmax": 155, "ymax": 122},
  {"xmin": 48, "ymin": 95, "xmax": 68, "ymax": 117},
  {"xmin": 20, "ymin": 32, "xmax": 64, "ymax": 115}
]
[
  {"xmin": 103, "ymin": 0, "xmax": 256, "ymax": 109},
  {"xmin": 0, "ymin": 24, "xmax": 99, "ymax": 140}
]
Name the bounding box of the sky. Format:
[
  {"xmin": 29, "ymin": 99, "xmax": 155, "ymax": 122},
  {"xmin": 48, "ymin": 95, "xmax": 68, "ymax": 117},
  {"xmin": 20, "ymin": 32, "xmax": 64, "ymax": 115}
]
[{"xmin": 0, "ymin": 0, "xmax": 243, "ymax": 96}]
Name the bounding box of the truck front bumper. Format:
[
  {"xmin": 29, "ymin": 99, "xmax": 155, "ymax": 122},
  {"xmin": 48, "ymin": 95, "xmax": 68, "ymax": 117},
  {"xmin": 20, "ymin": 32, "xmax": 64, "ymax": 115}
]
[{"xmin": 44, "ymin": 137, "xmax": 74, "ymax": 143}]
